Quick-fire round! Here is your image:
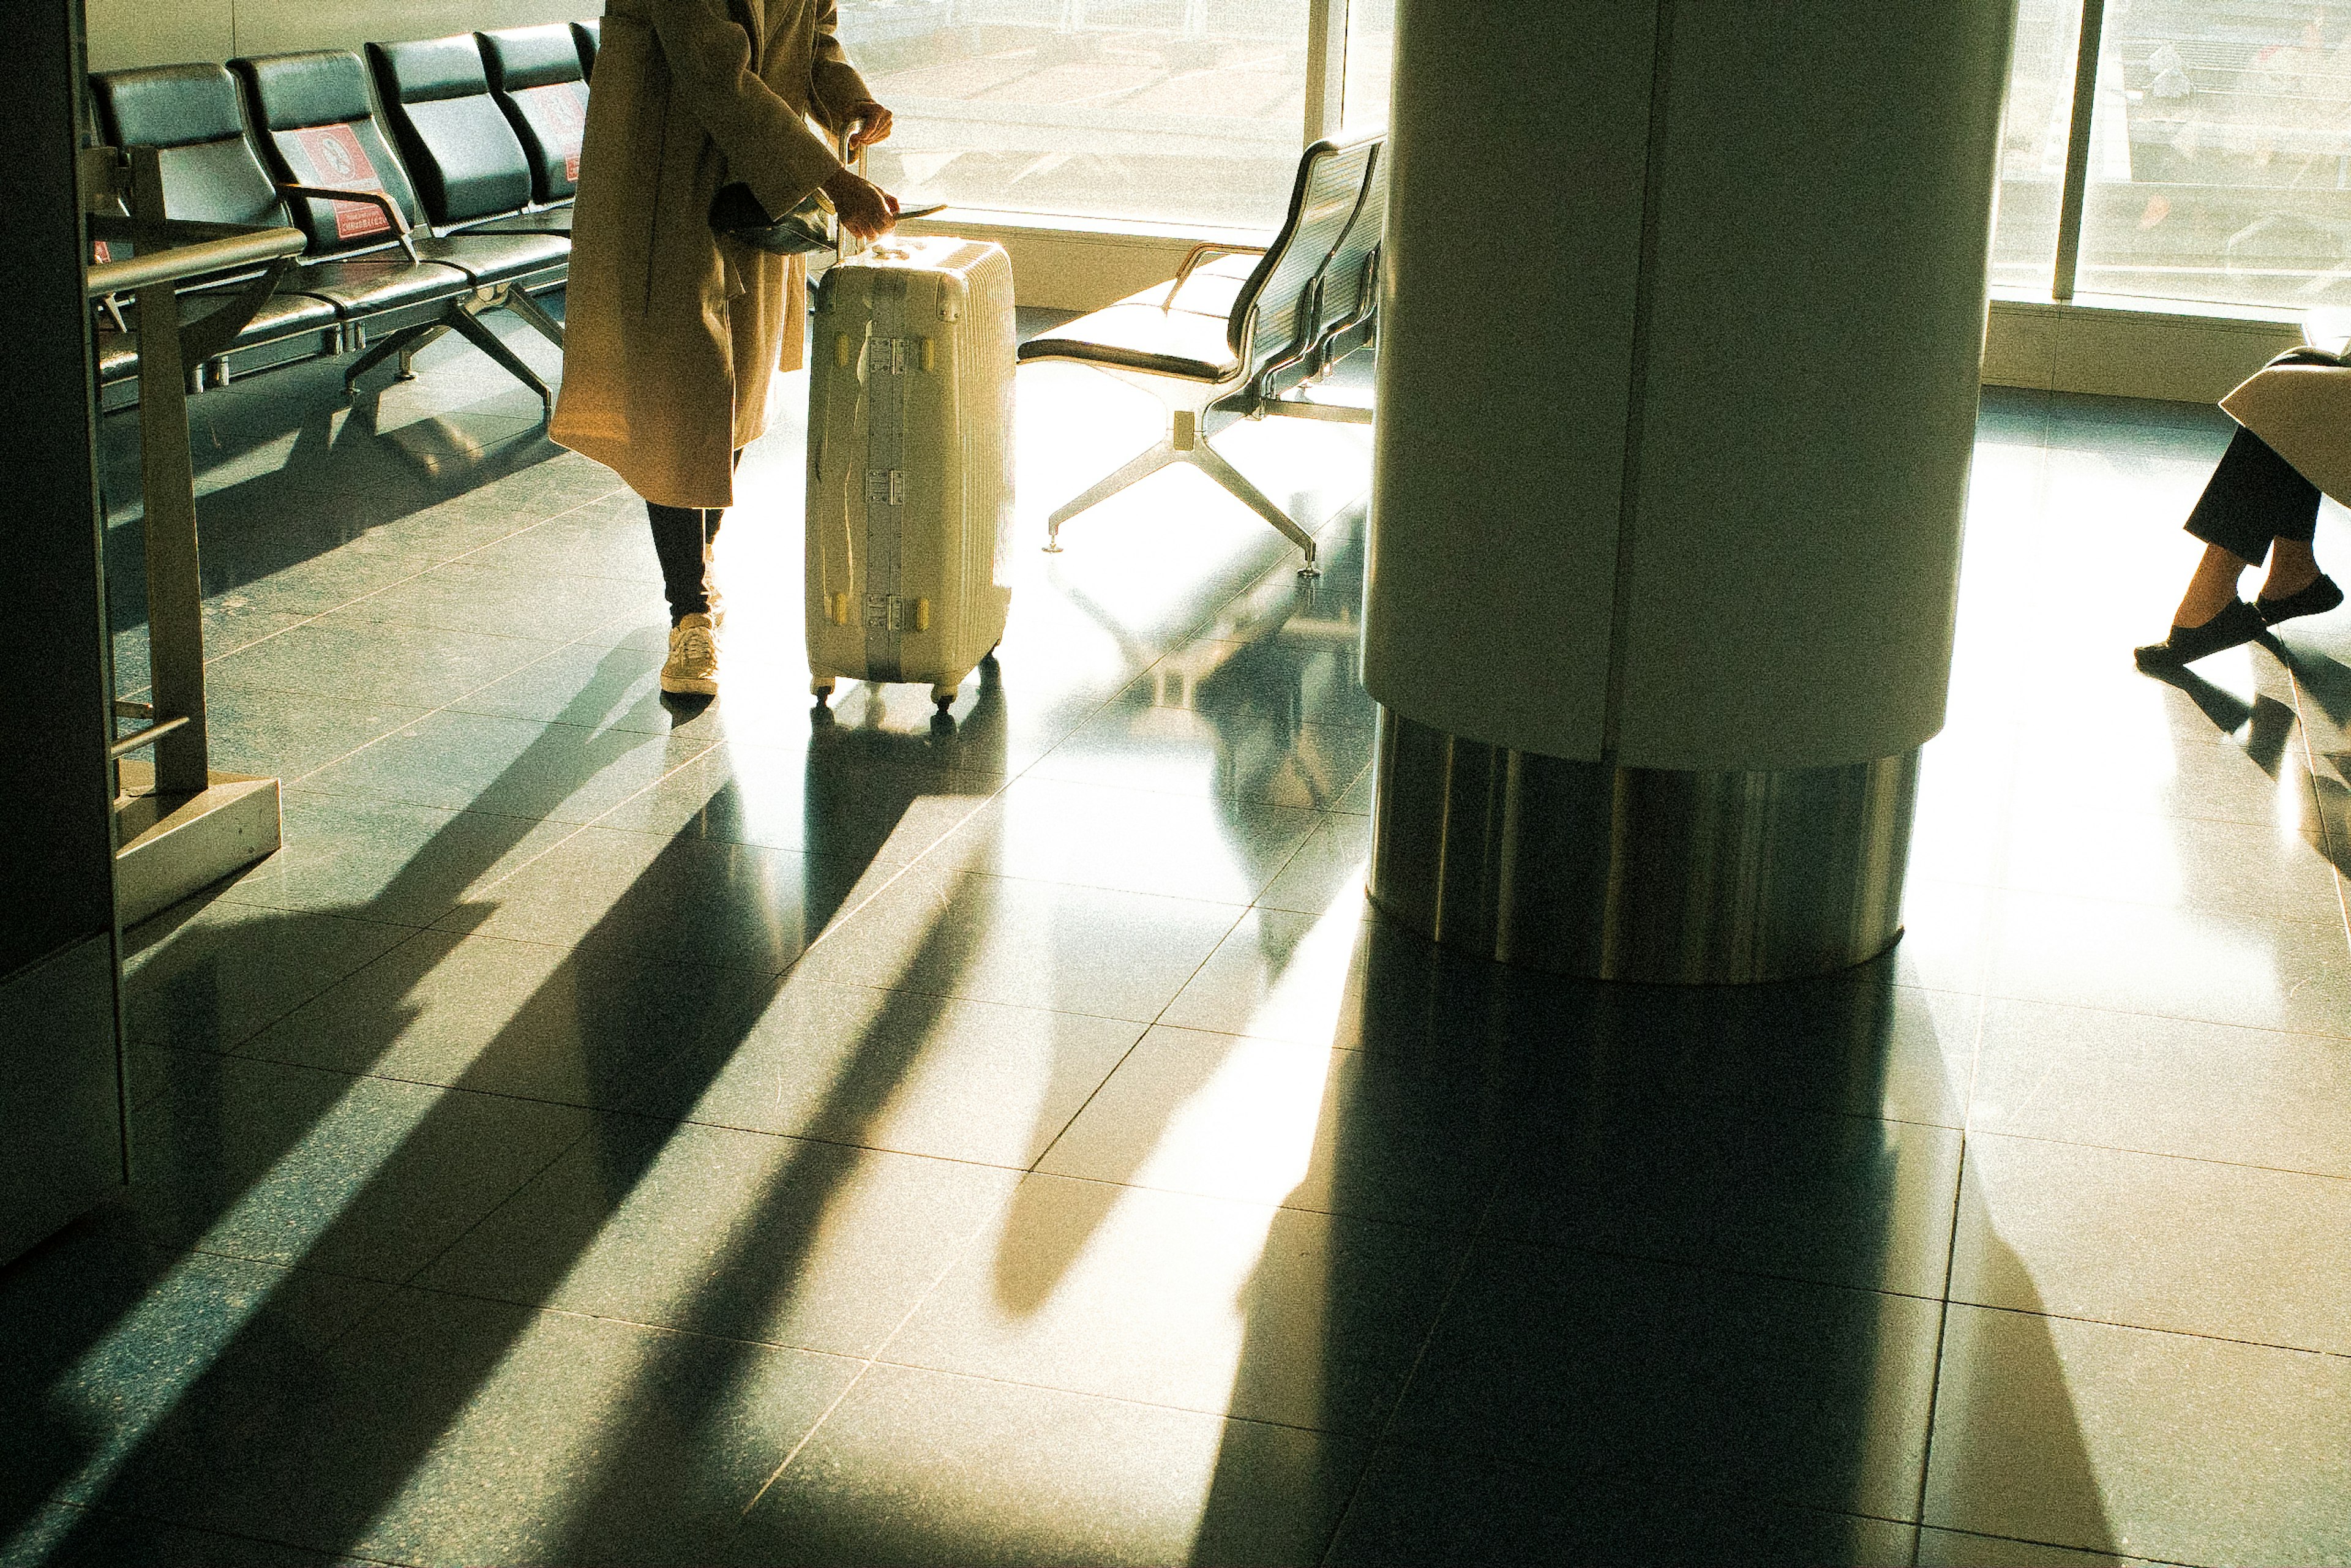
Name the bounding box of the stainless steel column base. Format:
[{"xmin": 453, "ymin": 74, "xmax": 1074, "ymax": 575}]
[{"xmin": 1367, "ymin": 708, "xmax": 1919, "ymax": 985}]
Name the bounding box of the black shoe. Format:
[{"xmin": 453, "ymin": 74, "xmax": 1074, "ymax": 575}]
[
  {"xmin": 2255, "ymin": 572, "xmax": 2343, "ymax": 626},
  {"xmin": 2134, "ymin": 598, "xmax": 2265, "ymax": 669}
]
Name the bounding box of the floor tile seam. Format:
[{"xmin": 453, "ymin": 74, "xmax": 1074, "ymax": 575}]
[
  {"xmin": 598, "ymin": 770, "xmax": 1013, "ymax": 974},
  {"xmin": 852, "ymin": 1352, "xmax": 1392, "ymax": 1441},
  {"xmin": 730, "ymin": 1355, "xmax": 883, "ymax": 1532},
  {"xmin": 1907, "ymin": 867, "xmax": 2351, "ymax": 925},
  {"xmin": 204, "ymin": 1043, "xmax": 758, "ymax": 1131},
  {"xmin": 1909, "ymin": 1100, "xmax": 1979, "ymax": 1547},
  {"xmin": 504, "ymin": 1100, "xmax": 1063, "ymax": 1180},
  {"xmin": 1902, "ymin": 861, "xmax": 2351, "ymax": 923},
  {"xmin": 1960, "ymin": 1123, "xmax": 2351, "ymax": 1185},
  {"xmin": 1020, "ymin": 759, "xmax": 1374, "ymax": 816},
  {"xmin": 735, "ymin": 1118, "xmax": 1109, "ymax": 1524},
  {"xmin": 121, "ymin": 903, "xmax": 429, "ymax": 1046},
  {"xmin": 200, "ymin": 890, "xmax": 446, "ymax": 940},
  {"xmin": 1972, "ymin": 986, "xmax": 2351, "ymax": 1048},
  {"xmin": 1913, "ymin": 1521, "xmax": 2205, "ymax": 1567},
  {"xmin": 381, "ymin": 1276, "xmax": 879, "ymax": 1370},
  {"xmin": 1315, "ymin": 1149, "xmax": 1510, "ymax": 1564},
  {"xmin": 266, "ymin": 784, "xmax": 593, "ymax": 837},
  {"xmin": 1126, "ymin": 689, "xmax": 1381, "ymax": 733},
  {"xmin": 31, "ymin": 1498, "xmax": 419, "ymax": 1568},
  {"xmin": 1484, "ymin": 1230, "xmax": 1962, "ymax": 1311},
  {"xmin": 1011, "ymin": 874, "xmax": 1259, "ymax": 1180},
  {"xmin": 360, "ymin": 692, "xmax": 746, "ymax": 907},
  {"xmin": 962, "ymin": 1148, "xmax": 1479, "ymax": 1239},
  {"xmin": 1326, "ymin": 1428, "xmax": 1943, "ymax": 1529},
  {"xmin": 1939, "ymin": 1291, "xmax": 2351, "ymax": 1364},
  {"xmin": 181, "ymin": 536, "xmax": 571, "ymax": 670},
  {"xmin": 1954, "ymin": 982, "xmax": 2351, "ymax": 1046},
  {"xmin": 1940, "ymin": 1296, "xmax": 2351, "ymax": 1364},
  {"xmin": 902, "ymin": 860, "xmax": 1267, "ymax": 917},
  {"xmin": 193, "ymin": 640, "xmax": 609, "ymax": 795},
  {"xmin": 287, "ymin": 705, "xmax": 726, "ymax": 799},
  {"xmin": 374, "ymin": 1115, "xmax": 611, "ymax": 1300}
]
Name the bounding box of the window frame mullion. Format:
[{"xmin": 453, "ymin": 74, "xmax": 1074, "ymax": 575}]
[
  {"xmin": 1304, "ymin": 0, "xmax": 1349, "ymax": 146},
  {"xmin": 2051, "ymin": 0, "xmax": 2107, "ymax": 301}
]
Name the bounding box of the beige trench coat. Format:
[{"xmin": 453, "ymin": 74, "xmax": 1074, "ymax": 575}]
[
  {"xmin": 550, "ymin": 0, "xmax": 871, "ymax": 509},
  {"xmin": 2221, "ymin": 351, "xmax": 2351, "ymax": 511}
]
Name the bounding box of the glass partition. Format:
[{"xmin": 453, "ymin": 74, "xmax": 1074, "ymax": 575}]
[
  {"xmin": 1340, "ymin": 0, "xmax": 1393, "ymax": 134},
  {"xmin": 837, "ymin": 0, "xmax": 1313, "ymax": 229},
  {"xmin": 2075, "ymin": 0, "xmax": 2351, "ymax": 309},
  {"xmin": 1990, "ymin": 0, "xmax": 2087, "ymax": 292}
]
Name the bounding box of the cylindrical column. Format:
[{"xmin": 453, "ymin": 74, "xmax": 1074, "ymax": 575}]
[{"xmin": 1362, "ymin": 0, "xmax": 2015, "ymax": 983}]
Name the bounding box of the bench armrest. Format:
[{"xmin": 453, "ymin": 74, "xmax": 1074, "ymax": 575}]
[
  {"xmin": 1166, "ymin": 242, "xmax": 1267, "ymax": 313},
  {"xmin": 278, "ymin": 184, "xmax": 420, "ymax": 261}
]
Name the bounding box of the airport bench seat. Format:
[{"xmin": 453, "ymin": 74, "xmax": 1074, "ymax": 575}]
[
  {"xmin": 478, "ymin": 24, "xmax": 590, "ymax": 212},
  {"xmin": 1016, "ymin": 132, "xmax": 1389, "ymax": 574},
  {"xmin": 234, "ymin": 47, "xmax": 566, "ymax": 411}
]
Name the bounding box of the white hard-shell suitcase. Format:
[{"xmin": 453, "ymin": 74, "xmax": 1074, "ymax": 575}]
[{"xmin": 805, "ymin": 235, "xmax": 1016, "ymax": 715}]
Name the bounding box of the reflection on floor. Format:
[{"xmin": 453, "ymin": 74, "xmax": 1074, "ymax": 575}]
[{"xmin": 4, "ymin": 312, "xmax": 2349, "ymax": 1566}]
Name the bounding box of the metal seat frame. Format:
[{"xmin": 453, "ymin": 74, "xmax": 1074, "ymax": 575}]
[{"xmin": 1023, "ymin": 133, "xmax": 1387, "ymax": 577}]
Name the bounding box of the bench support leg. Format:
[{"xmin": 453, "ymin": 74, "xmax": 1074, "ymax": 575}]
[
  {"xmin": 1044, "ymin": 437, "xmax": 1180, "ymax": 553},
  {"xmin": 501, "ymin": 283, "xmax": 566, "ymax": 350},
  {"xmin": 446, "ymin": 302, "xmax": 554, "ymax": 419},
  {"xmin": 1045, "ymin": 406, "xmax": 1320, "ymax": 576},
  {"xmin": 1190, "ymin": 442, "xmax": 1318, "ymax": 576},
  {"xmin": 344, "ymin": 322, "xmax": 438, "ymax": 396}
]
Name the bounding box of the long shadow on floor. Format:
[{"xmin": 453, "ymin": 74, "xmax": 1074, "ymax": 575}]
[
  {"xmin": 1185, "ymin": 920, "xmax": 2120, "ymax": 1565},
  {"xmin": 1, "ymin": 654, "xmax": 1071, "ymax": 1562}
]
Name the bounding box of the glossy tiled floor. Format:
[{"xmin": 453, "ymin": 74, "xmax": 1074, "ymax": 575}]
[{"xmin": 4, "ymin": 310, "xmax": 2349, "ymax": 1567}]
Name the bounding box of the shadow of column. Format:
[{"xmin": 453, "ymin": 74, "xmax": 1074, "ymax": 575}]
[{"xmin": 1179, "ymin": 918, "xmax": 2120, "ymax": 1566}]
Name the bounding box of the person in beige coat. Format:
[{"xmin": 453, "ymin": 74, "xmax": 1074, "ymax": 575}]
[
  {"xmin": 2134, "ymin": 336, "xmax": 2351, "ymax": 667},
  {"xmin": 551, "ymin": 0, "xmax": 900, "ymax": 696}
]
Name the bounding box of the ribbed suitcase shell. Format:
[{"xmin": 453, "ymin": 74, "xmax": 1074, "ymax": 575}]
[{"xmin": 805, "ymin": 236, "xmax": 1015, "ymax": 707}]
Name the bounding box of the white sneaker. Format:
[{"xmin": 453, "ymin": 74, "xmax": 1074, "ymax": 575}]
[{"xmin": 660, "ymin": 612, "xmax": 719, "ymax": 696}]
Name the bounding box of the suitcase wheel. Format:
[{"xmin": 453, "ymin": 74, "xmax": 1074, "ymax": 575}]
[
  {"xmin": 810, "ymin": 678, "xmax": 836, "ymax": 703},
  {"xmin": 931, "ymin": 683, "xmax": 957, "ymax": 714}
]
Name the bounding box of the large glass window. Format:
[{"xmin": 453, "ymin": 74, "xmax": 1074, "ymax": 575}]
[
  {"xmin": 2077, "ymin": 0, "xmax": 2351, "ymax": 309},
  {"xmin": 1340, "ymin": 0, "xmax": 1393, "ymax": 134},
  {"xmin": 1989, "ymin": 0, "xmax": 2087, "ymax": 291},
  {"xmin": 837, "ymin": 0, "xmax": 1314, "ymax": 230}
]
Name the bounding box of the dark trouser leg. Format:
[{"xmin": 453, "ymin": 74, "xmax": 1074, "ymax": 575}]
[
  {"xmin": 649, "ymin": 501, "xmax": 716, "ymax": 623},
  {"xmin": 2185, "ymin": 427, "xmax": 2322, "ymax": 563},
  {"xmin": 646, "ymin": 452, "xmax": 743, "ymax": 624}
]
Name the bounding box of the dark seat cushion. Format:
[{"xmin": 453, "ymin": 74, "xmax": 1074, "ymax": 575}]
[
  {"xmin": 415, "ymin": 229, "xmax": 570, "ymax": 285},
  {"xmin": 94, "ymin": 62, "xmax": 245, "ymax": 149},
  {"xmin": 479, "ymin": 26, "xmax": 590, "ymax": 203},
  {"xmin": 290, "ymin": 256, "xmax": 470, "ymax": 316},
  {"xmin": 1016, "ymin": 257, "xmax": 1254, "ymax": 382},
  {"xmin": 369, "ymin": 37, "xmax": 534, "ymax": 225},
  {"xmin": 464, "ymin": 208, "xmax": 574, "ymax": 236},
  {"xmin": 94, "ymin": 65, "xmax": 291, "ymax": 229},
  {"xmin": 572, "ymin": 20, "xmax": 600, "ymax": 80},
  {"xmin": 200, "ymin": 287, "xmax": 340, "ymax": 342},
  {"xmin": 92, "ymin": 290, "xmax": 339, "ymax": 386},
  {"xmin": 232, "ymin": 51, "xmax": 429, "ymax": 257}
]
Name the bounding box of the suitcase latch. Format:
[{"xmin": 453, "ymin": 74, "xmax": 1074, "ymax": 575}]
[
  {"xmin": 864, "ymin": 593, "xmax": 907, "ymax": 631},
  {"xmin": 863, "ymin": 469, "xmax": 904, "ymax": 506},
  {"xmin": 868, "ymin": 337, "xmax": 907, "ymax": 374}
]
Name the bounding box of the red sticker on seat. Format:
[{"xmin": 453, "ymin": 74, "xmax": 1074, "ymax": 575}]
[
  {"xmin": 283, "ymin": 124, "xmax": 392, "ymax": 241},
  {"xmin": 524, "ymin": 82, "xmax": 589, "ymax": 184},
  {"xmin": 92, "ymin": 239, "xmax": 110, "ymax": 263}
]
